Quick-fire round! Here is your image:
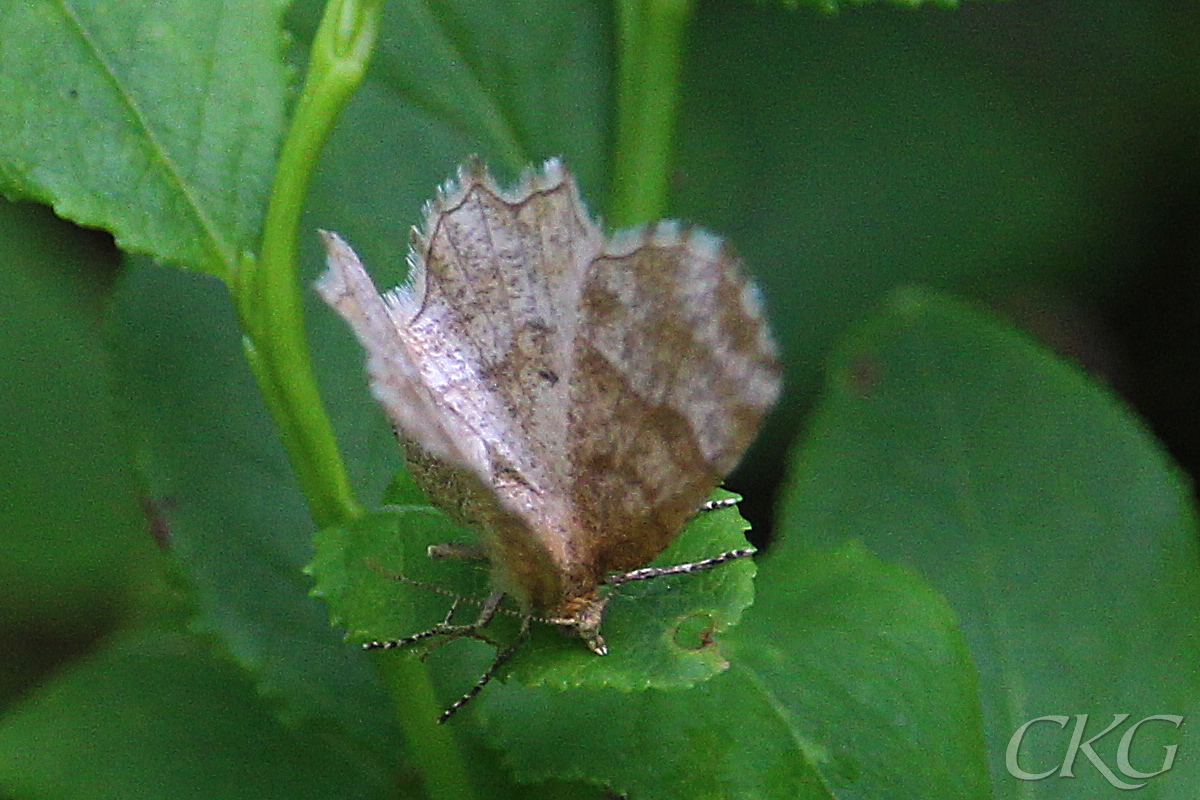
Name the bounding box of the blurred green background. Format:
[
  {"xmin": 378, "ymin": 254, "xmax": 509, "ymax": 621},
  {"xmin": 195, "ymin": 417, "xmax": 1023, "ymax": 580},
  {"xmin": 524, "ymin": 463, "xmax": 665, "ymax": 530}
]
[{"xmin": 2, "ymin": 0, "xmax": 1199, "ymax": 784}]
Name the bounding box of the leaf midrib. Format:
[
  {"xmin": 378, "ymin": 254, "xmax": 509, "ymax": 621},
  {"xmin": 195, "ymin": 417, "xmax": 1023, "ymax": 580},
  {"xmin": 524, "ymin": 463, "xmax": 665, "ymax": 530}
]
[{"xmin": 56, "ymin": 0, "xmax": 235, "ymax": 274}]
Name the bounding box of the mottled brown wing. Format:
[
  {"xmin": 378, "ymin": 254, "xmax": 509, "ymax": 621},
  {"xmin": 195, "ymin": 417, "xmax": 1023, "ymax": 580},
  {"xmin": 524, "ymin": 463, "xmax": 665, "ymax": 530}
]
[
  {"xmin": 393, "ymin": 158, "xmax": 601, "ymax": 501},
  {"xmin": 318, "ymin": 159, "xmax": 606, "ymax": 610},
  {"xmin": 566, "ymin": 222, "xmax": 782, "ymax": 579}
]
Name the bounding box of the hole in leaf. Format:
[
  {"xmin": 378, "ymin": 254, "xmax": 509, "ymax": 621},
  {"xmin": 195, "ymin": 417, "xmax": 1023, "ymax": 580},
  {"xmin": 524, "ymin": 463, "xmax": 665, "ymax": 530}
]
[{"xmin": 672, "ymin": 612, "xmax": 716, "ymax": 651}]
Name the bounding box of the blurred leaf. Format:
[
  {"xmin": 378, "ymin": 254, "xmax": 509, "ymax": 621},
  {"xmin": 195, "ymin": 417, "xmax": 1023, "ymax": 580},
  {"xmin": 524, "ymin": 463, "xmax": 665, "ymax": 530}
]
[
  {"xmin": 776, "ymin": 0, "xmax": 960, "ymax": 11},
  {"xmin": 312, "ymin": 489, "xmax": 756, "ymax": 693},
  {"xmin": 676, "ymin": 4, "xmax": 1117, "ymax": 485},
  {"xmin": 0, "ymin": 626, "xmax": 398, "ymax": 800},
  {"xmin": 728, "ymin": 542, "xmax": 990, "ymax": 799},
  {"xmin": 367, "ymin": 0, "xmax": 611, "ymax": 174},
  {"xmin": 0, "ymin": 0, "xmax": 289, "ymax": 278},
  {"xmin": 479, "ymin": 542, "xmax": 987, "ymax": 800},
  {"xmin": 0, "ymin": 205, "xmax": 145, "ymax": 626},
  {"xmin": 782, "ymin": 288, "xmax": 1200, "ymax": 797},
  {"xmin": 0, "ymin": 198, "xmax": 119, "ymax": 313},
  {"xmin": 106, "ymin": 260, "xmax": 405, "ymax": 775}
]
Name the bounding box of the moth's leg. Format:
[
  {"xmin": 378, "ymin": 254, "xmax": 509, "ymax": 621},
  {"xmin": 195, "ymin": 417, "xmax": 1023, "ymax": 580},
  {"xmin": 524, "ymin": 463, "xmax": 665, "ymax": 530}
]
[
  {"xmin": 473, "ymin": 587, "xmax": 504, "ymax": 627},
  {"xmin": 438, "ymin": 615, "xmax": 532, "ymax": 724},
  {"xmin": 602, "ymin": 494, "xmax": 755, "ymax": 586},
  {"xmin": 361, "ymin": 545, "xmax": 526, "ymax": 721},
  {"xmin": 438, "ymin": 596, "xmax": 464, "ymax": 625},
  {"xmin": 363, "ymin": 589, "xmax": 507, "ymax": 652},
  {"xmin": 603, "ymin": 547, "xmax": 756, "ymax": 588}
]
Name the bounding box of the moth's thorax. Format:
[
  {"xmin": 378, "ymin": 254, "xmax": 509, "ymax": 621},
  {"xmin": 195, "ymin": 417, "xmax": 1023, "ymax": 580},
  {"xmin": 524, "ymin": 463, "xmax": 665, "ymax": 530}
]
[
  {"xmin": 552, "ymin": 590, "xmax": 610, "ymax": 655},
  {"xmin": 403, "ymin": 438, "xmax": 672, "ymax": 620}
]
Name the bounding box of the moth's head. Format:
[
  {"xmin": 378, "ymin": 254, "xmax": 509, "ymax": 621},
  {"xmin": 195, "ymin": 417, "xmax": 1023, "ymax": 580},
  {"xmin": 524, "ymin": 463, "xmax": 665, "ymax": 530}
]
[{"xmin": 556, "ymin": 592, "xmax": 610, "ymax": 655}]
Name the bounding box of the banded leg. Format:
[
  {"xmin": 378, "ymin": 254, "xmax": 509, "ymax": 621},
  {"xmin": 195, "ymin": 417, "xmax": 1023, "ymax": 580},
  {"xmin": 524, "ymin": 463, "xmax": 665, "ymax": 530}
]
[
  {"xmin": 604, "ymin": 547, "xmax": 757, "ymax": 587},
  {"xmin": 361, "ymin": 541, "xmax": 498, "ymax": 652},
  {"xmin": 363, "ymin": 589, "xmax": 506, "ymax": 651},
  {"xmin": 438, "ymin": 615, "xmax": 532, "ymax": 724},
  {"xmin": 696, "ymin": 496, "xmax": 740, "ymax": 513},
  {"xmin": 605, "ymin": 495, "xmax": 754, "ymax": 587}
]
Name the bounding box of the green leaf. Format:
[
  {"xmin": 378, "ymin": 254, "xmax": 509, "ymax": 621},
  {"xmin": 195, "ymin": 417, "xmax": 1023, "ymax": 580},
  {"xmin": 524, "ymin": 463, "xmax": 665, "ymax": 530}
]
[
  {"xmin": 312, "ymin": 488, "xmax": 757, "ymax": 694},
  {"xmin": 782, "ymin": 288, "xmax": 1200, "ymax": 797},
  {"xmin": 0, "ymin": 0, "xmax": 289, "ymax": 278},
  {"xmin": 310, "ymin": 505, "xmax": 463, "ymax": 646},
  {"xmin": 509, "ymin": 489, "xmax": 755, "ymax": 691},
  {"xmin": 478, "ymin": 542, "xmax": 986, "ymax": 800},
  {"xmin": 0, "ymin": 626, "xmax": 398, "ymax": 800},
  {"xmin": 0, "ymin": 203, "xmax": 147, "ymax": 626}
]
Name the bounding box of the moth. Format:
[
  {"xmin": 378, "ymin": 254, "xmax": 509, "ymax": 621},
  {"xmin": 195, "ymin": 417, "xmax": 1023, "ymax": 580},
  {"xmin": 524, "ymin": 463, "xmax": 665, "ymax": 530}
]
[{"xmin": 317, "ymin": 158, "xmax": 781, "ymax": 719}]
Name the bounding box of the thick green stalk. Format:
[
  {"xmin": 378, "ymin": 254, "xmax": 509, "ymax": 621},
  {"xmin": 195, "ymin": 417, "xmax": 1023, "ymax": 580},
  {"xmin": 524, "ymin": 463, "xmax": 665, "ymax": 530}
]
[
  {"xmin": 236, "ymin": 0, "xmax": 385, "ymax": 529},
  {"xmin": 236, "ymin": 3, "xmax": 478, "ymax": 796},
  {"xmin": 376, "ymin": 658, "xmax": 477, "ymax": 799},
  {"xmin": 611, "ymin": 0, "xmax": 695, "ymax": 227}
]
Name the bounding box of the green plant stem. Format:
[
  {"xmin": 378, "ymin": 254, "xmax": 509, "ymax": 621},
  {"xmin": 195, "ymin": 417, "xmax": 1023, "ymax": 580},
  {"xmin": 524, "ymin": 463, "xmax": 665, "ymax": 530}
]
[
  {"xmin": 236, "ymin": 0, "xmax": 386, "ymax": 529},
  {"xmin": 377, "ymin": 657, "xmax": 477, "ymax": 799},
  {"xmin": 237, "ymin": 3, "xmax": 477, "ymax": 794},
  {"xmin": 610, "ymin": 0, "xmax": 694, "ymax": 227}
]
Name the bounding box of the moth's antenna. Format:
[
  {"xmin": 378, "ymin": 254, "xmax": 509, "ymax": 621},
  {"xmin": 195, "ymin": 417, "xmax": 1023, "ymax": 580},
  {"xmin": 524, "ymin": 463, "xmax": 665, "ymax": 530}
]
[{"xmin": 364, "ymin": 559, "xmax": 467, "ymax": 603}]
